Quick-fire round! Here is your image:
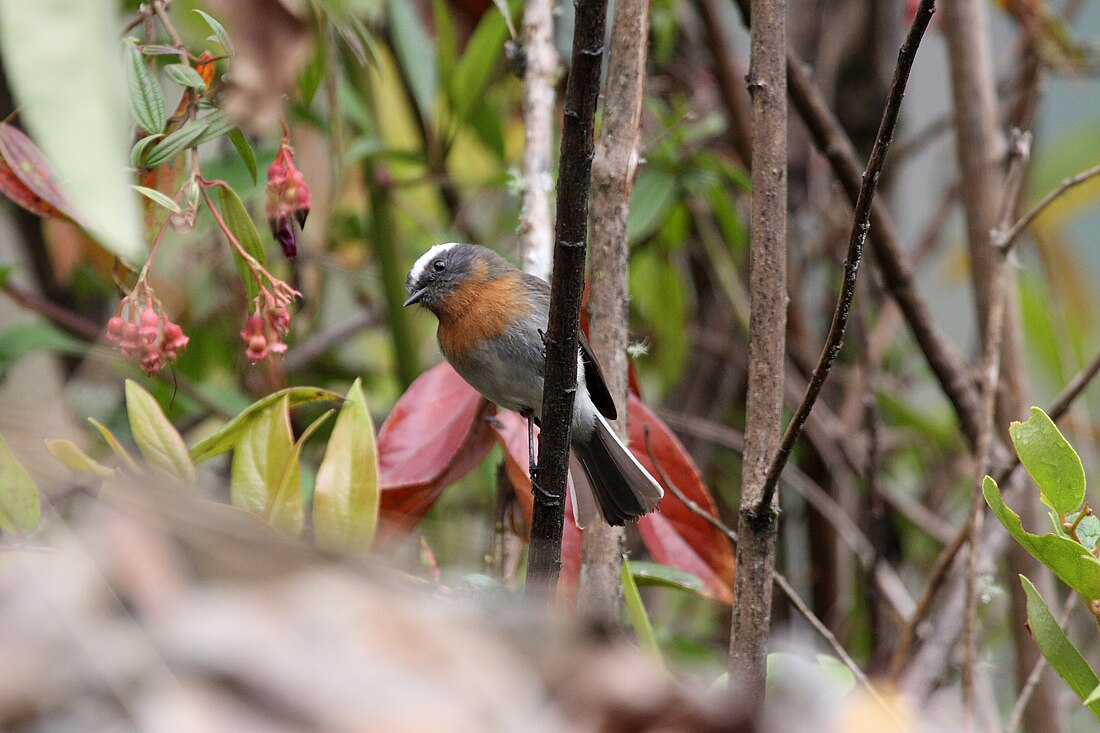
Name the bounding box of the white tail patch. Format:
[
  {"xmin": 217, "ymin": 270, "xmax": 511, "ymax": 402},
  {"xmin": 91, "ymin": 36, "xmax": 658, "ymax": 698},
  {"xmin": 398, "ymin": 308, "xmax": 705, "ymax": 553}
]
[{"xmin": 594, "ymin": 411, "xmax": 664, "ymax": 499}]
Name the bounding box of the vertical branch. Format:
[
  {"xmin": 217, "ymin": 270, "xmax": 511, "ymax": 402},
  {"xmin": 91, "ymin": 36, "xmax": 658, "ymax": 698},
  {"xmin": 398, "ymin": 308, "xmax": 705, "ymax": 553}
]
[
  {"xmin": 526, "ymin": 0, "xmax": 608, "ymax": 603},
  {"xmin": 728, "ymin": 0, "xmax": 786, "ymax": 701},
  {"xmin": 518, "ymin": 0, "xmax": 559, "ymax": 279},
  {"xmin": 578, "ymin": 0, "xmax": 650, "ymax": 622}
]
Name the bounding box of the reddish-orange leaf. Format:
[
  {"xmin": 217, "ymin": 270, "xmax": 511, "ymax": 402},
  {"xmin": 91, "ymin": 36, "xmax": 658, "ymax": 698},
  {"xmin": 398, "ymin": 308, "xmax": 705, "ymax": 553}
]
[
  {"xmin": 630, "ymin": 395, "xmax": 735, "ymax": 603},
  {"xmin": 0, "ymin": 124, "xmax": 75, "ymax": 220},
  {"xmin": 195, "ymin": 51, "xmax": 217, "ymax": 91},
  {"xmin": 377, "ymin": 363, "xmax": 496, "ymax": 537}
]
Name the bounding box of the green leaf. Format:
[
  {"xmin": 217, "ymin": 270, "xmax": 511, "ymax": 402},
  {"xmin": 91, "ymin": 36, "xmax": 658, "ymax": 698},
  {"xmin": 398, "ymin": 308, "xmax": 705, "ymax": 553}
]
[
  {"xmin": 189, "ymin": 386, "xmax": 340, "ymax": 464},
  {"xmin": 387, "ymin": 0, "xmax": 437, "ymax": 123},
  {"xmin": 217, "ymin": 184, "xmax": 268, "ymax": 303},
  {"xmin": 88, "ymin": 418, "xmax": 140, "ymax": 473},
  {"xmin": 1078, "ymin": 515, "xmax": 1100, "ymax": 551},
  {"xmin": 45, "ymin": 439, "xmax": 115, "ymax": 479},
  {"xmin": 0, "ymin": 434, "xmax": 41, "ymax": 533},
  {"xmin": 1010, "ymin": 407, "xmax": 1086, "ymax": 516},
  {"xmin": 449, "ymin": 4, "xmax": 508, "ymax": 123},
  {"xmin": 132, "ymin": 184, "xmax": 180, "ymax": 213},
  {"xmin": 984, "ymin": 476, "xmax": 1100, "ymax": 600},
  {"xmin": 193, "ymin": 9, "xmax": 234, "ymax": 56},
  {"xmin": 125, "ymin": 379, "xmax": 196, "ymax": 485},
  {"xmin": 432, "ymin": 0, "xmax": 458, "ymax": 90},
  {"xmin": 123, "ymin": 38, "xmax": 167, "ymax": 134},
  {"xmin": 162, "ymin": 63, "xmax": 207, "ymax": 92},
  {"xmin": 1086, "ymin": 682, "xmax": 1100, "ymax": 706},
  {"xmin": 0, "ymin": 1, "xmax": 145, "ymax": 261},
  {"xmin": 228, "ymin": 127, "xmax": 258, "ymax": 184},
  {"xmin": 144, "ymin": 120, "xmax": 211, "ymax": 168},
  {"xmin": 1021, "ymin": 575, "xmax": 1100, "ymax": 721},
  {"xmin": 270, "ymin": 410, "xmax": 333, "ymax": 534},
  {"xmin": 130, "ymin": 134, "xmax": 163, "ymax": 168},
  {"xmin": 313, "ymin": 379, "xmax": 379, "ymax": 552},
  {"xmin": 192, "ymin": 111, "xmax": 234, "ymax": 146},
  {"xmin": 628, "ymin": 168, "xmax": 677, "ymax": 243},
  {"xmin": 230, "ymin": 395, "xmax": 301, "ymax": 535},
  {"xmin": 627, "ymin": 560, "xmax": 712, "ymax": 597},
  {"xmin": 621, "ymin": 557, "xmax": 664, "ymax": 667},
  {"xmin": 0, "ymin": 322, "xmax": 85, "ymax": 379}
]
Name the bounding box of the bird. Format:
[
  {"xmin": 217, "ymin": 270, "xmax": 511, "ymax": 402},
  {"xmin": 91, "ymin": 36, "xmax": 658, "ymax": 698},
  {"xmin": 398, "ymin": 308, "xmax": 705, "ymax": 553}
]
[{"xmin": 403, "ymin": 242, "xmax": 663, "ymax": 526}]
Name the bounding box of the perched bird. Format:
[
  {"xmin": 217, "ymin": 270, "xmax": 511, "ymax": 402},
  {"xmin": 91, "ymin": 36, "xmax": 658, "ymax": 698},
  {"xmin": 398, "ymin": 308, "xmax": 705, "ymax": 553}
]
[{"xmin": 403, "ymin": 243, "xmax": 663, "ymax": 526}]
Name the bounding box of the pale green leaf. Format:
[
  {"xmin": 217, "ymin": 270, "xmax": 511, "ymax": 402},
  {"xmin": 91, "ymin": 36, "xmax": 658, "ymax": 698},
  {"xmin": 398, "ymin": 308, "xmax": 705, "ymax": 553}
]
[
  {"xmin": 228, "ymin": 127, "xmax": 258, "ymax": 184},
  {"xmin": 387, "ymin": 0, "xmax": 437, "ymax": 123},
  {"xmin": 0, "ymin": 0, "xmax": 145, "ymax": 260},
  {"xmin": 0, "ymin": 434, "xmax": 41, "ymax": 533},
  {"xmin": 193, "ymin": 9, "xmax": 234, "ymax": 55},
  {"xmin": 621, "ymin": 557, "xmax": 663, "ymax": 667},
  {"xmin": 143, "ymin": 118, "xmax": 212, "ymax": 168},
  {"xmin": 125, "ymin": 380, "xmax": 195, "ymax": 485},
  {"xmin": 189, "ymin": 387, "xmax": 341, "ymax": 463},
  {"xmin": 984, "ymin": 476, "xmax": 1100, "ymax": 599},
  {"xmin": 1021, "ymin": 575, "xmax": 1100, "ymax": 721},
  {"xmin": 123, "ymin": 38, "xmax": 167, "ymax": 134},
  {"xmin": 88, "ymin": 418, "xmax": 140, "ymax": 473},
  {"xmin": 1010, "ymin": 407, "xmax": 1086, "ymax": 516},
  {"xmin": 269, "ymin": 410, "xmax": 333, "ymax": 534},
  {"xmin": 45, "ymin": 439, "xmax": 116, "ymax": 479},
  {"xmin": 230, "ymin": 395, "xmax": 300, "ymax": 535},
  {"xmin": 313, "ymin": 379, "xmax": 379, "ymax": 552},
  {"xmin": 130, "ymin": 133, "xmax": 163, "ymax": 168},
  {"xmin": 627, "ymin": 560, "xmax": 712, "ymax": 597},
  {"xmin": 217, "ymin": 184, "xmax": 267, "ymax": 303},
  {"xmin": 132, "ymin": 185, "xmax": 180, "ymax": 213},
  {"xmin": 162, "ymin": 63, "xmax": 206, "ymax": 92}
]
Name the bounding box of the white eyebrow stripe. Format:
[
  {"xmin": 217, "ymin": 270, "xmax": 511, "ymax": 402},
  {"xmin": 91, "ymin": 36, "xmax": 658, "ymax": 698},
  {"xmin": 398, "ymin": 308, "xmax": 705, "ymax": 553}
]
[{"xmin": 408, "ymin": 242, "xmax": 460, "ymax": 284}]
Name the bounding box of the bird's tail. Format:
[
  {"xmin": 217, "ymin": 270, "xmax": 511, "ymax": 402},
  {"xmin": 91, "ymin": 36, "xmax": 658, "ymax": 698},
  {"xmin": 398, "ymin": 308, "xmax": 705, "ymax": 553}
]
[{"xmin": 572, "ymin": 412, "xmax": 663, "ymax": 527}]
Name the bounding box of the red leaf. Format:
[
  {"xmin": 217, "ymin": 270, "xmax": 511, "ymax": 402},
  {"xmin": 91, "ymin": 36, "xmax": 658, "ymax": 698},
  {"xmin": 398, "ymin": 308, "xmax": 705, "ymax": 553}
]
[
  {"xmin": 489, "ymin": 411, "xmax": 582, "ymax": 600},
  {"xmin": 377, "ymin": 363, "xmax": 496, "ymax": 537},
  {"xmin": 0, "ymin": 124, "xmax": 76, "ymax": 221},
  {"xmin": 629, "ymin": 395, "xmax": 735, "ymax": 603}
]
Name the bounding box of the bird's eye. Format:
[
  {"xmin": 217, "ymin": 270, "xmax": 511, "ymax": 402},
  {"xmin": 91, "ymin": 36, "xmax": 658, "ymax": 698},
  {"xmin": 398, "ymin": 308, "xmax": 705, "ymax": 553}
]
[{"xmin": 432, "ymin": 259, "xmax": 446, "ymax": 272}]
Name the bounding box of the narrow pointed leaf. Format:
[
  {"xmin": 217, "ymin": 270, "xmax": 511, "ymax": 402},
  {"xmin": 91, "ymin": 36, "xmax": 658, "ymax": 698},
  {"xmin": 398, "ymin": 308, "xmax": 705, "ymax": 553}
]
[
  {"xmin": 627, "ymin": 560, "xmax": 711, "ymax": 597},
  {"xmin": 189, "ymin": 386, "xmax": 340, "ymax": 463},
  {"xmin": 0, "ymin": 123, "xmax": 77, "ymax": 219},
  {"xmin": 124, "ymin": 39, "xmax": 167, "ymax": 134},
  {"xmin": 314, "ymin": 379, "xmax": 380, "ymax": 552},
  {"xmin": 449, "ymin": 6, "xmax": 508, "ymax": 123},
  {"xmin": 45, "ymin": 439, "xmax": 116, "ymax": 479},
  {"xmin": 217, "ymin": 183, "xmax": 267, "ymax": 303},
  {"xmin": 1021, "ymin": 575, "xmax": 1100, "ymax": 721},
  {"xmin": 130, "ymin": 134, "xmax": 163, "ymax": 168},
  {"xmin": 88, "ymin": 418, "xmax": 140, "ymax": 473},
  {"xmin": 231, "ymin": 395, "xmax": 301, "ymax": 535},
  {"xmin": 143, "ymin": 118, "xmax": 212, "ymax": 167},
  {"xmin": 228, "ymin": 127, "xmax": 258, "ymax": 184},
  {"xmin": 0, "ymin": 435, "xmax": 41, "ymax": 533},
  {"xmin": 125, "ymin": 380, "xmax": 195, "ymax": 485},
  {"xmin": 622, "ymin": 557, "xmax": 663, "ymax": 666},
  {"xmin": 1010, "ymin": 406, "xmax": 1086, "ymax": 516},
  {"xmin": 985, "ymin": 476, "xmax": 1100, "ymax": 599},
  {"xmin": 163, "ymin": 63, "xmax": 207, "ymax": 92},
  {"xmin": 193, "ymin": 9, "xmax": 234, "ymax": 55},
  {"xmin": 386, "ymin": 0, "xmax": 437, "ymax": 123},
  {"xmin": 132, "ymin": 184, "xmax": 180, "ymax": 213}
]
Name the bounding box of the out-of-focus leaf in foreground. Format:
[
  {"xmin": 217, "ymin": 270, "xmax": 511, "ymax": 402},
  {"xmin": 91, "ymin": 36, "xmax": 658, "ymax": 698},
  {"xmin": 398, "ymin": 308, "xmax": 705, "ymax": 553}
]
[{"xmin": 0, "ymin": 435, "xmax": 41, "ymax": 533}]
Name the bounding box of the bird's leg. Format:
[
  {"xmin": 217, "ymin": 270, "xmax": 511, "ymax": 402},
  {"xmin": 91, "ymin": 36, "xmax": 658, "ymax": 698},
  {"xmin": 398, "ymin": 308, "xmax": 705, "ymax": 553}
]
[{"xmin": 522, "ymin": 408, "xmax": 557, "ymax": 502}]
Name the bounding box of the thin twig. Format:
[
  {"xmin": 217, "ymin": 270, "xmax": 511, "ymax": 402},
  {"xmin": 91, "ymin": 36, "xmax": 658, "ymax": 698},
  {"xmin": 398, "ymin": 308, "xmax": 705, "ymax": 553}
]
[
  {"xmin": 756, "ymin": 0, "xmax": 938, "ymax": 513},
  {"xmin": 994, "ymin": 161, "xmax": 1100, "ymax": 254}
]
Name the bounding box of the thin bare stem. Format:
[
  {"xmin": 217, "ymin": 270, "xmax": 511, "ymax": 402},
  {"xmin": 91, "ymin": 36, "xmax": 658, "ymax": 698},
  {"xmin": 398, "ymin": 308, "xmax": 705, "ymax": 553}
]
[{"xmin": 994, "ymin": 161, "xmax": 1100, "ymax": 253}]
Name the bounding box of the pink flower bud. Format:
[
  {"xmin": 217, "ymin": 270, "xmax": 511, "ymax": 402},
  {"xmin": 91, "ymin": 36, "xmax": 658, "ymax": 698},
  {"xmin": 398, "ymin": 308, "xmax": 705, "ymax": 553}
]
[{"xmin": 107, "ymin": 316, "xmax": 125, "ymax": 344}]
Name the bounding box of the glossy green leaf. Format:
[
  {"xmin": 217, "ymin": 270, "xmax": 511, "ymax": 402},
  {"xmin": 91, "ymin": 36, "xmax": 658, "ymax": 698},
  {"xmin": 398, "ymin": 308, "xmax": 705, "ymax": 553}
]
[
  {"xmin": 0, "ymin": 0, "xmax": 144, "ymax": 260},
  {"xmin": 387, "ymin": 0, "xmax": 437, "ymax": 123},
  {"xmin": 627, "ymin": 560, "xmax": 711, "ymax": 597},
  {"xmin": 1010, "ymin": 407, "xmax": 1086, "ymax": 516},
  {"xmin": 193, "ymin": 9, "xmax": 234, "ymax": 56},
  {"xmin": 124, "ymin": 38, "xmax": 167, "ymax": 134},
  {"xmin": 144, "ymin": 119, "xmax": 212, "ymax": 168},
  {"xmin": 984, "ymin": 476, "xmax": 1100, "ymax": 600},
  {"xmin": 130, "ymin": 134, "xmax": 163, "ymax": 168},
  {"xmin": 228, "ymin": 127, "xmax": 258, "ymax": 184},
  {"xmin": 1021, "ymin": 575, "xmax": 1100, "ymax": 721},
  {"xmin": 190, "ymin": 387, "xmax": 340, "ymax": 463},
  {"xmin": 125, "ymin": 380, "xmax": 195, "ymax": 485},
  {"xmin": 217, "ymin": 183, "xmax": 267, "ymax": 303},
  {"xmin": 162, "ymin": 63, "xmax": 207, "ymax": 92},
  {"xmin": 45, "ymin": 439, "xmax": 115, "ymax": 479},
  {"xmin": 132, "ymin": 184, "xmax": 180, "ymax": 213},
  {"xmin": 0, "ymin": 434, "xmax": 41, "ymax": 533},
  {"xmin": 313, "ymin": 379, "xmax": 380, "ymax": 552},
  {"xmin": 449, "ymin": 6, "xmax": 508, "ymax": 123},
  {"xmin": 231, "ymin": 395, "xmax": 300, "ymax": 535},
  {"xmin": 88, "ymin": 418, "xmax": 140, "ymax": 473},
  {"xmin": 621, "ymin": 557, "xmax": 663, "ymax": 667}
]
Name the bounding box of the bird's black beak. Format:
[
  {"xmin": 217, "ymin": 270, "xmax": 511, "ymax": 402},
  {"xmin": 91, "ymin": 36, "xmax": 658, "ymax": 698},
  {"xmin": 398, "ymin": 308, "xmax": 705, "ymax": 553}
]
[{"xmin": 403, "ymin": 287, "xmax": 429, "ymax": 307}]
